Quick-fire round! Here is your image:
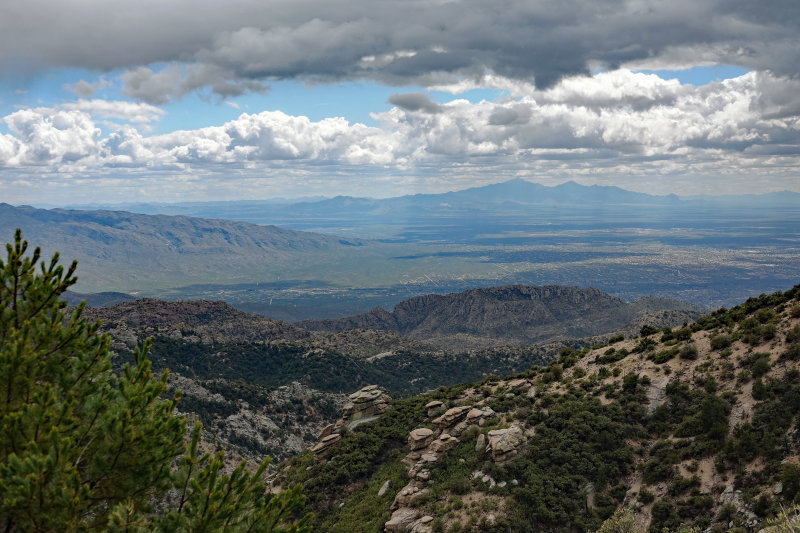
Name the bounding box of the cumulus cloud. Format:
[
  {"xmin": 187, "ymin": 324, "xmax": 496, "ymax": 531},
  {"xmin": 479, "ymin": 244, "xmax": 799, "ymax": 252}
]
[
  {"xmin": 152, "ymin": 111, "xmax": 399, "ymax": 165},
  {"xmin": 1, "ymin": 109, "xmax": 100, "ymax": 165},
  {"xmin": 372, "ymin": 71, "xmax": 800, "ymax": 161},
  {"xmin": 61, "ymin": 100, "xmax": 166, "ymax": 123},
  {"xmin": 2, "ymin": 0, "xmax": 799, "ymax": 102},
  {"xmin": 1, "ymin": 70, "xmax": 799, "ymax": 192}
]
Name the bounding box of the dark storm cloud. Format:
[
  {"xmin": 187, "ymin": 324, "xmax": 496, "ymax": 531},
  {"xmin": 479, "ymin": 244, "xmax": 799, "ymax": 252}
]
[
  {"xmin": 388, "ymin": 93, "xmax": 443, "ymax": 114},
  {"xmin": 1, "ymin": 0, "xmax": 799, "ymax": 103}
]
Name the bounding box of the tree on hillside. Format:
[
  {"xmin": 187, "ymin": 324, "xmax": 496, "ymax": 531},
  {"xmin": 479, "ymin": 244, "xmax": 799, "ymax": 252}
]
[{"xmin": 0, "ymin": 230, "xmax": 310, "ymax": 532}]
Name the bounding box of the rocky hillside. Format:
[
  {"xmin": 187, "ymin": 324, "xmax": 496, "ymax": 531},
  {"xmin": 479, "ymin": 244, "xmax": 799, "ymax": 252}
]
[
  {"xmin": 168, "ymin": 374, "xmax": 347, "ymax": 465},
  {"xmin": 300, "ymin": 285, "xmax": 705, "ymax": 348},
  {"xmin": 90, "ymin": 297, "xmax": 552, "ymax": 462},
  {"xmin": 84, "ymin": 289, "xmax": 705, "ymax": 474},
  {"xmin": 279, "ymin": 284, "xmax": 800, "ymax": 533},
  {"xmin": 89, "ymin": 289, "xmax": 701, "ymax": 399}
]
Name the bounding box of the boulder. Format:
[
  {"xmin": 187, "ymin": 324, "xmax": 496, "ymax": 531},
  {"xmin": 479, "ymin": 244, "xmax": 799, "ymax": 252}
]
[
  {"xmin": 349, "ymin": 384, "xmax": 383, "ymax": 403},
  {"xmin": 391, "ymin": 482, "xmax": 429, "ymax": 510},
  {"xmin": 317, "ymin": 423, "xmax": 336, "ymax": 441},
  {"xmin": 507, "ymin": 378, "xmax": 530, "ymax": 389},
  {"xmin": 385, "ymin": 508, "xmax": 418, "ymax": 533},
  {"xmin": 407, "ymin": 453, "xmax": 440, "ymax": 480},
  {"xmin": 341, "ymin": 385, "xmax": 392, "ymax": 424},
  {"xmin": 430, "ymin": 434, "xmax": 459, "ymax": 454},
  {"xmin": 465, "ymin": 406, "xmax": 494, "ymax": 425},
  {"xmin": 420, "ymin": 453, "xmax": 438, "ymax": 464},
  {"xmin": 402, "ymin": 450, "xmax": 422, "ymax": 467},
  {"xmin": 475, "ymin": 433, "xmax": 486, "ymax": 452},
  {"xmin": 425, "ymin": 400, "xmax": 444, "ymax": 417},
  {"xmin": 337, "ymin": 385, "xmax": 392, "ymax": 429},
  {"xmin": 486, "ymin": 426, "xmax": 526, "ymax": 464},
  {"xmin": 432, "ymin": 405, "xmax": 471, "ymax": 430},
  {"xmin": 311, "ymin": 385, "xmax": 391, "ymax": 460},
  {"xmin": 414, "ymin": 469, "xmax": 431, "ymax": 482},
  {"xmin": 408, "ymin": 428, "xmax": 435, "ymax": 451}
]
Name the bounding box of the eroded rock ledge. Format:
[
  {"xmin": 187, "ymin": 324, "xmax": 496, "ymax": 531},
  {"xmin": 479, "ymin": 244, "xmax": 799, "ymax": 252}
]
[{"xmin": 312, "ymin": 385, "xmax": 392, "ymax": 457}]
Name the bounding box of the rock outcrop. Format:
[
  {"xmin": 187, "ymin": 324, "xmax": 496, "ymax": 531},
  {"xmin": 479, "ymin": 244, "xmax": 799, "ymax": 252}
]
[
  {"xmin": 486, "ymin": 426, "xmax": 526, "ymax": 464},
  {"xmin": 432, "ymin": 405, "xmax": 494, "ymax": 437},
  {"xmin": 425, "ymin": 400, "xmax": 444, "ymax": 417},
  {"xmin": 342, "ymin": 385, "xmax": 392, "ymax": 428},
  {"xmin": 408, "ymin": 428, "xmax": 435, "ymax": 451},
  {"xmin": 386, "ymin": 395, "xmax": 524, "ymax": 532},
  {"xmin": 312, "ymin": 385, "xmax": 391, "ymax": 458},
  {"xmin": 384, "ymin": 508, "xmax": 434, "ymax": 533},
  {"xmin": 311, "ymin": 433, "xmax": 341, "ymax": 457}
]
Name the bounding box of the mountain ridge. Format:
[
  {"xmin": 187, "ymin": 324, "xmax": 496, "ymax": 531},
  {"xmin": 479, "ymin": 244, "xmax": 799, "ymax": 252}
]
[
  {"xmin": 62, "ymin": 178, "xmax": 800, "ymax": 216},
  {"xmin": 0, "ymin": 203, "xmax": 374, "ymax": 292},
  {"xmin": 299, "ymin": 284, "xmax": 706, "ymax": 347}
]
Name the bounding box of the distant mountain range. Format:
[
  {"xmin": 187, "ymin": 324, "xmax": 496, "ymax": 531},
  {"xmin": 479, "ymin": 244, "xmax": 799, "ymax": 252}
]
[
  {"xmin": 299, "ymin": 285, "xmax": 705, "ymax": 347},
  {"xmin": 5, "ymin": 178, "xmax": 797, "ymax": 307},
  {"xmin": 64, "ymin": 179, "xmax": 800, "ymax": 231},
  {"xmin": 0, "ymin": 203, "xmax": 376, "ymax": 292}
]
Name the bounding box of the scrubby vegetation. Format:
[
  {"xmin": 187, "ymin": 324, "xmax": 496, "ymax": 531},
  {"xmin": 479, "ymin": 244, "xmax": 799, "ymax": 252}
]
[
  {"xmin": 280, "ymin": 283, "xmax": 800, "ymax": 532},
  {"xmin": 136, "ymin": 336, "xmax": 551, "ymax": 397}
]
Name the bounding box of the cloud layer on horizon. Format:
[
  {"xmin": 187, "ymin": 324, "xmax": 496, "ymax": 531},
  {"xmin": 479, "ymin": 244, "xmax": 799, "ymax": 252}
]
[{"xmin": 2, "ymin": 70, "xmax": 799, "ymax": 199}]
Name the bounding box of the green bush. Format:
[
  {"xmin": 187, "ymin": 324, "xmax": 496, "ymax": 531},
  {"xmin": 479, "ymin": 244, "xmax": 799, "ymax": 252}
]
[
  {"xmin": 678, "ymin": 343, "xmax": 698, "ymax": 360},
  {"xmin": 650, "ymin": 348, "xmax": 679, "ymax": 364},
  {"xmin": 641, "ymin": 325, "xmax": 659, "ymax": 337},
  {"xmin": 781, "ymin": 463, "xmax": 800, "ymax": 501},
  {"xmin": 448, "ymin": 476, "xmax": 472, "ymax": 495},
  {"xmin": 710, "ymin": 334, "xmax": 732, "ymax": 350},
  {"xmin": 650, "ymin": 499, "xmax": 680, "ymax": 532},
  {"xmin": 668, "ymin": 474, "xmax": 700, "ymax": 496},
  {"xmin": 781, "ymin": 341, "xmax": 800, "ymax": 361},
  {"xmin": 639, "ymin": 487, "xmax": 656, "ymax": 504}
]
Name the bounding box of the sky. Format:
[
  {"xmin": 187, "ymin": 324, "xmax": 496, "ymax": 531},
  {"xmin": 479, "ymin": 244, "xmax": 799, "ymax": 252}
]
[{"xmin": 1, "ymin": 0, "xmax": 799, "ymax": 205}]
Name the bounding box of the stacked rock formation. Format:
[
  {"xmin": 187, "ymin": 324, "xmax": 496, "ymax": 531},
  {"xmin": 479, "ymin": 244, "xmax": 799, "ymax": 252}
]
[
  {"xmin": 384, "ymin": 380, "xmax": 536, "ymax": 533},
  {"xmin": 312, "ymin": 385, "xmax": 391, "ymax": 457},
  {"xmin": 341, "ymin": 385, "xmax": 392, "ymax": 427}
]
